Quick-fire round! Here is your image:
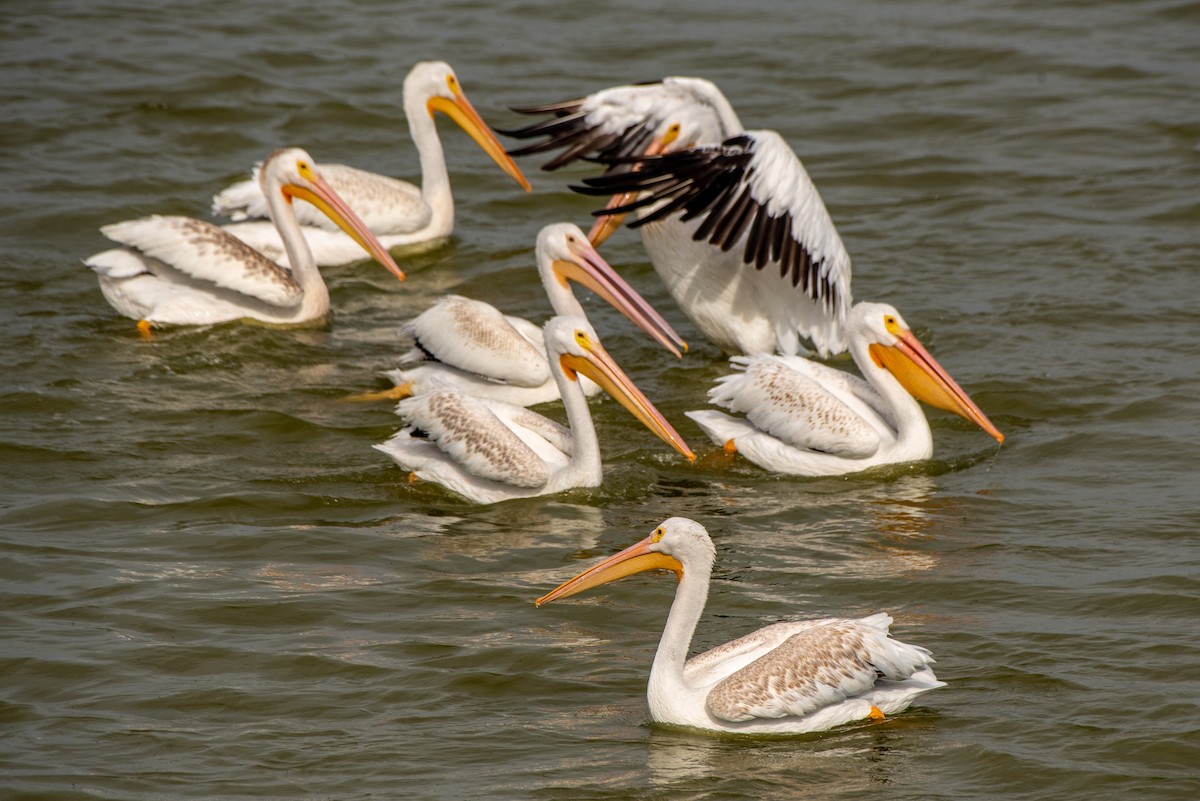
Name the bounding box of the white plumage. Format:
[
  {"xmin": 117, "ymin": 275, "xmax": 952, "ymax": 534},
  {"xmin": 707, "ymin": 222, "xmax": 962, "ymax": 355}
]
[
  {"xmin": 362, "ymin": 222, "xmax": 684, "ymax": 407},
  {"xmin": 537, "ymin": 517, "xmax": 945, "ymax": 734},
  {"xmin": 505, "ymin": 77, "xmax": 742, "ymax": 170},
  {"xmin": 85, "ymin": 148, "xmax": 405, "ymax": 329},
  {"xmin": 576, "ymin": 131, "xmax": 852, "ymax": 357},
  {"xmin": 506, "ymin": 78, "xmax": 852, "ymax": 356},
  {"xmin": 214, "ymin": 61, "xmax": 530, "ymax": 267},
  {"xmin": 374, "ymin": 316, "xmax": 694, "ymax": 504},
  {"xmin": 686, "ymin": 302, "xmax": 1004, "ymax": 476}
]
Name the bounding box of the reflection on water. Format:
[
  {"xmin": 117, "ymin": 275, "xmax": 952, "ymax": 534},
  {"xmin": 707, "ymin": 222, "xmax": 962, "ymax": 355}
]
[
  {"xmin": 409, "ymin": 502, "xmax": 607, "ymax": 566},
  {"xmin": 712, "ymin": 476, "xmax": 945, "ymax": 591},
  {"xmin": 4, "ymin": 0, "xmax": 1197, "ymax": 797},
  {"xmin": 252, "ymin": 562, "xmax": 385, "ymax": 592},
  {"xmin": 644, "ymin": 717, "xmax": 940, "ymax": 796}
]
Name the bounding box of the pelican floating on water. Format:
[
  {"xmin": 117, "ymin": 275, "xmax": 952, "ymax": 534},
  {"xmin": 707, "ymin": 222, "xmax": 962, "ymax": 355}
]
[
  {"xmin": 85, "ymin": 147, "xmax": 406, "ymax": 330},
  {"xmin": 537, "ymin": 517, "xmax": 945, "ymax": 734},
  {"xmin": 506, "ymin": 79, "xmax": 851, "ymax": 357},
  {"xmin": 374, "ymin": 316, "xmax": 694, "ymax": 504},
  {"xmin": 214, "ymin": 61, "xmax": 531, "ymax": 267},
  {"xmin": 361, "ymin": 222, "xmax": 685, "ymax": 407},
  {"xmin": 685, "ymin": 302, "xmax": 1004, "ymax": 476}
]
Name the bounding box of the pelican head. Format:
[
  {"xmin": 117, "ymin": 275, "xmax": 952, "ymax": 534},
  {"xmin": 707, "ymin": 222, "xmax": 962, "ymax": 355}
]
[
  {"xmin": 536, "ymin": 517, "xmax": 714, "ymax": 606},
  {"xmin": 587, "ymin": 104, "xmax": 725, "ymax": 246},
  {"xmin": 659, "ymin": 98, "xmax": 729, "ymax": 153},
  {"xmin": 259, "ymin": 147, "xmax": 406, "ymax": 282},
  {"xmin": 406, "ymin": 61, "xmax": 532, "ymax": 192},
  {"xmin": 537, "ymin": 222, "xmax": 686, "ymax": 356},
  {"xmin": 853, "ymin": 302, "xmax": 1004, "ymax": 443},
  {"xmin": 544, "ymin": 316, "xmax": 694, "ymax": 463}
]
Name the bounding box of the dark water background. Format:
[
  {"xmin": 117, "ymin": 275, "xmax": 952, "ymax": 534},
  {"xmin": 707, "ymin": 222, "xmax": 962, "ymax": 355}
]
[{"xmin": 1, "ymin": 1, "xmax": 1197, "ymax": 798}]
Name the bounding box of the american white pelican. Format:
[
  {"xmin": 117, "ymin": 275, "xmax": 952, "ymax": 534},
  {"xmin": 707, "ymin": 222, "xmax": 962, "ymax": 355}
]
[
  {"xmin": 537, "ymin": 517, "xmax": 945, "ymax": 734},
  {"xmin": 374, "ymin": 316, "xmax": 694, "ymax": 504},
  {"xmin": 506, "ymin": 79, "xmax": 851, "ymax": 357},
  {"xmin": 213, "ymin": 61, "xmax": 531, "ymax": 267},
  {"xmin": 360, "ymin": 222, "xmax": 685, "ymax": 407},
  {"xmin": 85, "ymin": 147, "xmax": 406, "ymax": 330},
  {"xmin": 685, "ymin": 302, "xmax": 1004, "ymax": 476}
]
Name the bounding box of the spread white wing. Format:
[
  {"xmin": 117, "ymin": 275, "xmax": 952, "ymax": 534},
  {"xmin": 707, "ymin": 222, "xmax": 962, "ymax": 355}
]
[
  {"xmin": 505, "ymin": 77, "xmax": 741, "ymax": 169},
  {"xmin": 575, "ymin": 131, "xmax": 852, "ymax": 355}
]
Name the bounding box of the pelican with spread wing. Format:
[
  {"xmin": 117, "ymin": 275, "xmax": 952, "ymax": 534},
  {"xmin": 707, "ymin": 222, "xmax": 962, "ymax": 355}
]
[{"xmin": 506, "ymin": 78, "xmax": 852, "ymax": 356}]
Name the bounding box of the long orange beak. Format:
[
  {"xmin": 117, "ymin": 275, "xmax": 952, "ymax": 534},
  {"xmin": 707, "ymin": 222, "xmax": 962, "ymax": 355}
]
[
  {"xmin": 554, "ymin": 237, "xmax": 687, "ymax": 357},
  {"xmin": 587, "ymin": 192, "xmax": 632, "ymax": 247},
  {"xmin": 429, "ymin": 92, "xmax": 532, "ymax": 192},
  {"xmin": 587, "ymin": 127, "xmax": 679, "ymax": 246},
  {"xmin": 536, "ymin": 530, "xmax": 683, "ymax": 606},
  {"xmin": 284, "ymin": 175, "xmax": 406, "ymax": 282},
  {"xmin": 870, "ymin": 329, "xmax": 1004, "ymax": 442},
  {"xmin": 559, "ymin": 339, "xmax": 694, "ymax": 463}
]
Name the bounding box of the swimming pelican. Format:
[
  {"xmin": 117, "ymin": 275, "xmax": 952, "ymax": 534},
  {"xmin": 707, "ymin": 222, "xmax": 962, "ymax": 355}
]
[
  {"xmin": 374, "ymin": 316, "xmax": 694, "ymax": 504},
  {"xmin": 537, "ymin": 517, "xmax": 945, "ymax": 734},
  {"xmin": 360, "ymin": 222, "xmax": 685, "ymax": 407},
  {"xmin": 506, "ymin": 79, "xmax": 852, "ymax": 357},
  {"xmin": 685, "ymin": 302, "xmax": 1004, "ymax": 476},
  {"xmin": 85, "ymin": 147, "xmax": 406, "ymax": 330},
  {"xmin": 213, "ymin": 61, "xmax": 531, "ymax": 267}
]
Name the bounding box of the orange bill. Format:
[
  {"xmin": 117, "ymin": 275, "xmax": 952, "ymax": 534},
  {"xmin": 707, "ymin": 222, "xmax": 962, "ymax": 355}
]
[
  {"xmin": 537, "ymin": 528, "xmax": 683, "ymax": 606},
  {"xmin": 553, "ymin": 235, "xmax": 686, "ymax": 356},
  {"xmin": 587, "ymin": 125, "xmax": 680, "ymax": 246},
  {"xmin": 429, "ymin": 87, "xmax": 532, "ymax": 192},
  {"xmin": 559, "ymin": 334, "xmax": 694, "ymax": 462},
  {"xmin": 284, "ymin": 172, "xmax": 406, "ymax": 282},
  {"xmin": 587, "ymin": 192, "xmax": 633, "ymax": 246},
  {"xmin": 869, "ymin": 329, "xmax": 1004, "ymax": 442}
]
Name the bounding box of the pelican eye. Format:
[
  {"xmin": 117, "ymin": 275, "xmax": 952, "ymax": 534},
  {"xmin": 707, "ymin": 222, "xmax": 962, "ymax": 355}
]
[
  {"xmin": 650, "ymin": 527, "xmax": 665, "ymax": 543},
  {"xmin": 297, "ymin": 160, "xmax": 315, "ymax": 180},
  {"xmin": 574, "ymin": 330, "xmax": 590, "ymax": 347},
  {"xmin": 446, "ymin": 75, "xmax": 458, "ymax": 93}
]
